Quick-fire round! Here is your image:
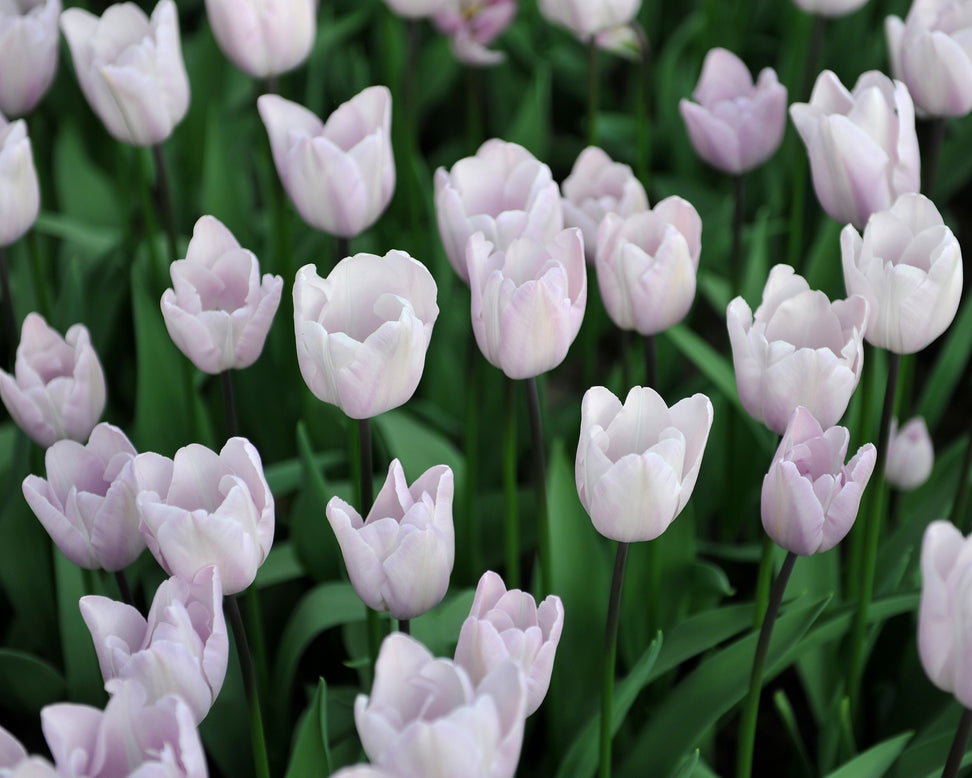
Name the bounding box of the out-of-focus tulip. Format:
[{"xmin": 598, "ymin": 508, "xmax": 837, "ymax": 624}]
[
  {"xmin": 434, "ymin": 139, "xmax": 564, "ymax": 283},
  {"xmin": 791, "ymin": 0, "xmax": 868, "ymax": 17},
  {"xmin": 841, "ymin": 193, "xmax": 961, "ymax": 354},
  {"xmin": 0, "ymin": 0, "xmax": 60, "ymax": 117},
  {"xmin": 205, "ymin": 0, "xmax": 317, "ymax": 78},
  {"xmin": 790, "ymin": 70, "xmax": 920, "ymax": 229},
  {"xmin": 80, "ymin": 566, "xmax": 227, "ymax": 724},
  {"xmin": 886, "ymin": 0, "xmax": 972, "ymax": 118},
  {"xmin": 0, "ymin": 114, "xmax": 39, "ymax": 247},
  {"xmin": 60, "ymin": 0, "xmax": 190, "ymax": 147},
  {"xmin": 330, "ymin": 768, "xmax": 397, "ymax": 778},
  {"xmin": 761, "ymin": 407, "xmax": 876, "ymax": 556},
  {"xmin": 886, "ymin": 416, "xmax": 934, "ymax": 490},
  {"xmin": 467, "ymin": 228, "xmax": 586, "ymax": 380},
  {"xmin": 538, "ymin": 0, "xmax": 641, "ymax": 40},
  {"xmin": 385, "ymin": 0, "xmax": 450, "ymax": 18},
  {"xmin": 561, "ymin": 146, "xmax": 648, "ymax": 263},
  {"xmin": 455, "ymin": 570, "xmax": 564, "ymax": 716},
  {"xmin": 433, "ymin": 0, "xmax": 516, "ymax": 66},
  {"xmin": 293, "ymin": 252, "xmax": 438, "ymax": 419},
  {"xmin": 327, "ymin": 459, "xmax": 454, "ymax": 620},
  {"xmin": 0, "ymin": 726, "xmax": 58, "ymax": 778},
  {"xmin": 22, "ymin": 423, "xmax": 142, "ymax": 571},
  {"xmin": 593, "ymin": 22, "xmax": 646, "ymax": 59},
  {"xmin": 576, "ymin": 386, "xmax": 713, "ymax": 543},
  {"xmin": 727, "ymin": 264, "xmax": 869, "ymax": 434},
  {"xmin": 355, "ymin": 633, "xmax": 527, "ymax": 778},
  {"xmin": 133, "ymin": 437, "xmax": 274, "ymax": 595},
  {"xmin": 161, "ymin": 216, "xmax": 283, "ymax": 374},
  {"xmin": 0, "ymin": 313, "xmax": 106, "ymax": 447},
  {"xmin": 595, "ymin": 196, "xmax": 701, "ymax": 335},
  {"xmin": 679, "ymin": 48, "xmax": 787, "ymax": 175},
  {"xmin": 258, "ymin": 87, "xmax": 394, "ymax": 238}
]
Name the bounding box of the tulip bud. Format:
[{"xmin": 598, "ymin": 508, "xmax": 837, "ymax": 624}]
[
  {"xmin": 0, "ymin": 313, "xmax": 106, "ymax": 447},
  {"xmin": 432, "ymin": 0, "xmax": 517, "ymax": 66},
  {"xmin": 791, "ymin": 0, "xmax": 868, "ymax": 17},
  {"xmin": 326, "ymin": 459, "xmax": 454, "ymax": 620},
  {"xmin": 886, "ymin": 416, "xmax": 934, "ymax": 490},
  {"xmin": 538, "ymin": 0, "xmax": 641, "ymax": 40},
  {"xmin": 0, "ymin": 0, "xmax": 60, "ymax": 118},
  {"xmin": 293, "ymin": 252, "xmax": 438, "ymax": 419},
  {"xmin": 161, "ymin": 216, "xmax": 284, "ymax": 374},
  {"xmin": 576, "ymin": 386, "xmax": 714, "ymax": 542},
  {"xmin": 258, "ymin": 87, "xmax": 394, "ymax": 238},
  {"xmin": 761, "ymin": 407, "xmax": 876, "ymax": 556},
  {"xmin": 60, "ymin": 0, "xmax": 190, "ymax": 147},
  {"xmin": 0, "ymin": 115, "xmax": 40, "ymax": 247},
  {"xmin": 595, "ymin": 196, "xmax": 701, "ymax": 335}
]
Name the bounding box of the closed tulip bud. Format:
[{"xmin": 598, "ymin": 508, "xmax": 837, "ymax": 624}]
[
  {"xmin": 435, "ymin": 139, "xmax": 564, "ymax": 283},
  {"xmin": 761, "ymin": 407, "xmax": 876, "ymax": 556},
  {"xmin": 22, "ymin": 423, "xmax": 142, "ymax": 571},
  {"xmin": 455, "ymin": 570, "xmax": 564, "ymax": 716},
  {"xmin": 161, "ymin": 216, "xmax": 284, "ymax": 374},
  {"xmin": 133, "ymin": 437, "xmax": 274, "ymax": 595},
  {"xmin": 791, "ymin": 0, "xmax": 868, "ymax": 17},
  {"xmin": 886, "ymin": 416, "xmax": 934, "ymax": 490},
  {"xmin": 561, "ymin": 146, "xmax": 648, "ymax": 263},
  {"xmin": 538, "ymin": 0, "xmax": 641, "ymax": 40},
  {"xmin": 60, "ymin": 0, "xmax": 190, "ymax": 147},
  {"xmin": 433, "ymin": 0, "xmax": 517, "ymax": 66},
  {"xmin": 576, "ymin": 386, "xmax": 713, "ymax": 543},
  {"xmin": 293, "ymin": 252, "xmax": 438, "ymax": 419},
  {"xmin": 205, "ymin": 0, "xmax": 317, "ymax": 78},
  {"xmin": 258, "ymin": 87, "xmax": 394, "ymax": 238},
  {"xmin": 0, "ymin": 0, "xmax": 60, "ymax": 118},
  {"xmin": 326, "ymin": 459, "xmax": 454, "ymax": 620},
  {"xmin": 0, "ymin": 313, "xmax": 106, "ymax": 447},
  {"xmin": 596, "ymin": 196, "xmax": 701, "ymax": 335},
  {"xmin": 727, "ymin": 264, "xmax": 868, "ymax": 434},
  {"xmin": 0, "ymin": 115, "xmax": 39, "ymax": 247},
  {"xmin": 355, "ymin": 633, "xmax": 527, "ymax": 778},
  {"xmin": 841, "ymin": 193, "xmax": 961, "ymax": 354}
]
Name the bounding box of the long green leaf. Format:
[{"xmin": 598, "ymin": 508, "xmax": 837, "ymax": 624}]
[
  {"xmin": 0, "ymin": 649, "xmax": 65, "ymax": 714},
  {"xmin": 283, "ymin": 678, "xmax": 331, "ymax": 778},
  {"xmin": 824, "ymin": 731, "xmax": 913, "ymax": 778}
]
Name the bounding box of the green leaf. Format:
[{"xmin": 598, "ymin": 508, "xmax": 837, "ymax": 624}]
[
  {"xmin": 504, "ymin": 62, "xmax": 552, "ymax": 161},
  {"xmin": 255, "ymin": 542, "xmax": 304, "ymax": 589},
  {"xmin": 824, "ymin": 731, "xmax": 913, "ymax": 778},
  {"xmin": 0, "ymin": 649, "xmax": 66, "ymax": 714},
  {"xmin": 411, "ymin": 588, "xmax": 475, "ymax": 657},
  {"xmin": 33, "ymin": 213, "xmax": 120, "ymax": 258},
  {"xmin": 284, "ymin": 678, "xmax": 331, "ymax": 778},
  {"xmin": 55, "ymin": 554, "xmax": 102, "ymax": 705},
  {"xmin": 669, "ymin": 750, "xmax": 700, "ymax": 778},
  {"xmin": 917, "ymin": 291, "xmax": 972, "ymax": 430},
  {"xmin": 373, "ymin": 409, "xmax": 466, "ymax": 499}
]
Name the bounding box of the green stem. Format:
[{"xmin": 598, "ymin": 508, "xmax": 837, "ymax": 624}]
[
  {"xmin": 356, "ymin": 417, "xmax": 381, "ymax": 675},
  {"xmin": 0, "ymin": 247, "xmax": 17, "ymax": 367},
  {"xmin": 587, "ymin": 37, "xmax": 599, "ymax": 147},
  {"xmin": 337, "ymin": 235, "xmax": 350, "ymax": 264},
  {"xmin": 942, "ymin": 708, "xmax": 972, "ymax": 778},
  {"xmin": 465, "ymin": 338, "xmax": 482, "ymax": 574},
  {"xmin": 600, "ymin": 541, "xmax": 630, "ymax": 778},
  {"xmin": 227, "ymin": 595, "xmax": 271, "ymax": 778},
  {"xmin": 28, "ymin": 231, "xmax": 50, "ymax": 321},
  {"xmin": 135, "ymin": 148, "xmax": 166, "ymax": 293},
  {"xmin": 753, "ymin": 535, "xmax": 774, "ymax": 628},
  {"xmin": 644, "ymin": 335, "xmax": 657, "ymax": 390},
  {"xmin": 731, "ymin": 174, "xmax": 745, "ymax": 298},
  {"xmin": 525, "ymin": 376, "xmax": 551, "ymax": 597},
  {"xmin": 504, "ymin": 378, "xmax": 519, "ymax": 589},
  {"xmin": 152, "ymin": 144, "xmax": 178, "ymax": 265},
  {"xmin": 398, "ymin": 618, "xmax": 410, "ymax": 636},
  {"xmin": 114, "ymin": 570, "xmax": 135, "ymax": 610},
  {"xmin": 221, "ymin": 370, "xmax": 238, "ymax": 440}
]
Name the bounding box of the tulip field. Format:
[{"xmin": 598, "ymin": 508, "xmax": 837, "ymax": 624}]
[{"xmin": 3, "ymin": 0, "xmax": 972, "ymax": 776}]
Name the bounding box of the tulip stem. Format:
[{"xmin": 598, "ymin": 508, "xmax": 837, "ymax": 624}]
[
  {"xmin": 0, "ymin": 248, "xmax": 17, "ymax": 368},
  {"xmin": 114, "ymin": 570, "xmax": 135, "ymax": 610},
  {"xmin": 357, "ymin": 418, "xmax": 381, "ymax": 677},
  {"xmin": 152, "ymin": 144, "xmax": 178, "ymax": 265},
  {"xmin": 135, "ymin": 148, "xmax": 167, "ymax": 293},
  {"xmin": 753, "ymin": 535, "xmax": 774, "ymax": 628},
  {"xmin": 736, "ymin": 550, "xmax": 797, "ymax": 778},
  {"xmin": 587, "ymin": 37, "xmax": 599, "ymax": 146},
  {"xmin": 28, "ymin": 232, "xmax": 51, "ymax": 322},
  {"xmin": 337, "ymin": 236, "xmax": 350, "ymax": 264},
  {"xmin": 600, "ymin": 540, "xmax": 630, "ymax": 778},
  {"xmin": 924, "ymin": 118, "xmax": 947, "ymax": 199},
  {"xmin": 227, "ymin": 595, "xmax": 271, "ymax": 778},
  {"xmin": 644, "ymin": 335, "xmax": 657, "ymax": 390},
  {"xmin": 221, "ymin": 370, "xmax": 238, "ymax": 440},
  {"xmin": 504, "ymin": 378, "xmax": 520, "ymax": 589},
  {"xmin": 942, "ymin": 708, "xmax": 972, "ymax": 778},
  {"xmin": 526, "ymin": 376, "xmax": 551, "ymax": 597},
  {"xmin": 398, "ymin": 618, "xmax": 410, "ymax": 636},
  {"xmin": 731, "ymin": 174, "xmax": 745, "ymax": 298},
  {"xmin": 465, "ymin": 339, "xmax": 483, "ymax": 574}
]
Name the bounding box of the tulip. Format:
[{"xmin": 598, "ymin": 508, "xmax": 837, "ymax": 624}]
[
  {"xmin": 455, "ymin": 570, "xmax": 564, "ymax": 716},
  {"xmin": 60, "ymin": 0, "xmax": 190, "ymax": 147},
  {"xmin": 537, "ymin": 0, "xmax": 641, "ymax": 40},
  {"xmin": 841, "ymin": 192, "xmax": 961, "ymax": 354},
  {"xmin": 886, "ymin": 416, "xmax": 934, "ymax": 490},
  {"xmin": 161, "ymin": 216, "xmax": 284, "ymax": 374},
  {"xmin": 330, "ymin": 768, "xmax": 397, "ymax": 778},
  {"xmin": 22, "ymin": 423, "xmax": 143, "ymax": 571},
  {"xmin": 205, "ymin": 0, "xmax": 317, "ymax": 78},
  {"xmin": 434, "ymin": 139, "xmax": 564, "ymax": 283},
  {"xmin": 727, "ymin": 264, "xmax": 869, "ymax": 434},
  {"xmin": 0, "ymin": 115, "xmax": 40, "ymax": 247},
  {"xmin": 561, "ymin": 145, "xmax": 648, "ymax": 263},
  {"xmin": 432, "ymin": 0, "xmax": 517, "ymax": 66},
  {"xmin": 133, "ymin": 436, "xmax": 274, "ymax": 595},
  {"xmin": 293, "ymin": 252, "xmax": 438, "ymax": 419},
  {"xmin": 327, "ymin": 459, "xmax": 454, "ymax": 620},
  {"xmin": 761, "ymin": 407, "xmax": 876, "ymax": 556},
  {"xmin": 595, "ymin": 196, "xmax": 701, "ymax": 335},
  {"xmin": 679, "ymin": 48, "xmax": 787, "ymax": 175},
  {"xmin": 355, "ymin": 632, "xmax": 527, "ymax": 778},
  {"xmin": 258, "ymin": 87, "xmax": 394, "ymax": 238},
  {"xmin": 0, "ymin": 727, "xmax": 58, "ymax": 778},
  {"xmin": 385, "ymin": 0, "xmax": 450, "ymax": 18},
  {"xmin": 0, "ymin": 0, "xmax": 60, "ymax": 118},
  {"xmin": 791, "ymin": 0, "xmax": 868, "ymax": 16},
  {"xmin": 576, "ymin": 385, "xmax": 713, "ymax": 542},
  {"xmin": 790, "ymin": 70, "xmax": 920, "ymax": 229},
  {"xmin": 0, "ymin": 726, "xmax": 26, "ymax": 769},
  {"xmin": 0, "ymin": 313, "xmax": 106, "ymax": 447},
  {"xmin": 467, "ymin": 228, "xmax": 586, "ymax": 380}
]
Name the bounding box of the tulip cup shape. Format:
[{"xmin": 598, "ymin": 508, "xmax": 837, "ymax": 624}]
[
  {"xmin": 886, "ymin": 416, "xmax": 934, "ymax": 490},
  {"xmin": 326, "ymin": 459, "xmax": 454, "ymax": 620},
  {"xmin": 0, "ymin": 0, "xmax": 60, "ymax": 118},
  {"xmin": 0, "ymin": 114, "xmax": 40, "ymax": 246},
  {"xmin": 761, "ymin": 407, "xmax": 876, "ymax": 556},
  {"xmin": 433, "ymin": 0, "xmax": 517, "ymax": 66},
  {"xmin": 538, "ymin": 0, "xmax": 641, "ymax": 40},
  {"xmin": 60, "ymin": 0, "xmax": 190, "ymax": 147},
  {"xmin": 161, "ymin": 215, "xmax": 284, "ymax": 374},
  {"xmin": 561, "ymin": 145, "xmax": 648, "ymax": 263},
  {"xmin": 727, "ymin": 264, "xmax": 869, "ymax": 434},
  {"xmin": 133, "ymin": 437, "xmax": 274, "ymax": 595},
  {"xmin": 467, "ymin": 228, "xmax": 586, "ymax": 380},
  {"xmin": 258, "ymin": 87, "xmax": 394, "ymax": 238},
  {"xmin": 434, "ymin": 139, "xmax": 564, "ymax": 283},
  {"xmin": 841, "ymin": 193, "xmax": 962, "ymax": 354},
  {"xmin": 679, "ymin": 48, "xmax": 787, "ymax": 175},
  {"xmin": 576, "ymin": 386, "xmax": 714, "ymax": 543},
  {"xmin": 596, "ymin": 196, "xmax": 701, "ymax": 335},
  {"xmin": 22, "ymin": 423, "xmax": 143, "ymax": 571},
  {"xmin": 293, "ymin": 252, "xmax": 438, "ymax": 419},
  {"xmin": 205, "ymin": 0, "xmax": 317, "ymax": 78},
  {"xmin": 355, "ymin": 632, "xmax": 528, "ymax": 778},
  {"xmin": 455, "ymin": 570, "xmax": 565, "ymax": 716},
  {"xmin": 791, "ymin": 0, "xmax": 868, "ymax": 16},
  {"xmin": 790, "ymin": 70, "xmax": 920, "ymax": 230},
  {"xmin": 0, "ymin": 313, "xmax": 106, "ymax": 447}
]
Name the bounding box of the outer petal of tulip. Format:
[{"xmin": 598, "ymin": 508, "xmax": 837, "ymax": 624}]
[
  {"xmin": 433, "ymin": 0, "xmax": 516, "ymax": 66},
  {"xmin": 0, "ymin": 116, "xmax": 40, "ymax": 247},
  {"xmin": 537, "ymin": 0, "xmax": 641, "ymax": 39},
  {"xmin": 886, "ymin": 416, "xmax": 934, "ymax": 490},
  {"xmin": 0, "ymin": 0, "xmax": 60, "ymax": 118},
  {"xmin": 0, "ymin": 728, "xmax": 59, "ymax": 778},
  {"xmin": 791, "ymin": 0, "xmax": 868, "ymax": 17},
  {"xmin": 385, "ymin": 0, "xmax": 450, "ymax": 18}
]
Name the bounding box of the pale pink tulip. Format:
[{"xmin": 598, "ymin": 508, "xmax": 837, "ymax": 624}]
[
  {"xmin": 0, "ymin": 0, "xmax": 60, "ymax": 117},
  {"xmin": 886, "ymin": 416, "xmax": 934, "ymax": 490},
  {"xmin": 538, "ymin": 0, "xmax": 641, "ymax": 39},
  {"xmin": 384, "ymin": 0, "xmax": 450, "ymax": 18},
  {"xmin": 0, "ymin": 725, "xmax": 57, "ymax": 778},
  {"xmin": 792, "ymin": 0, "xmax": 868, "ymax": 16},
  {"xmin": 0, "ymin": 114, "xmax": 40, "ymax": 246},
  {"xmin": 433, "ymin": 0, "xmax": 516, "ymax": 66}
]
